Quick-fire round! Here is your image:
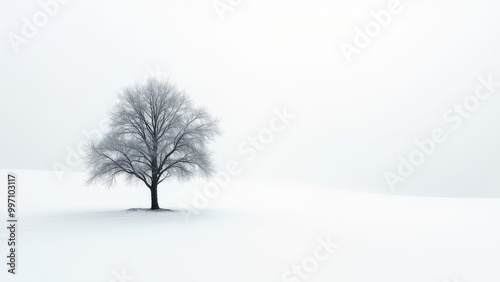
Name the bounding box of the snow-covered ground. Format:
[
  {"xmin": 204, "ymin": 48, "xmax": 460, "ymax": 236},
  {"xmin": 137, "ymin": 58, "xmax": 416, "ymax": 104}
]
[{"xmin": 0, "ymin": 169, "xmax": 499, "ymax": 282}]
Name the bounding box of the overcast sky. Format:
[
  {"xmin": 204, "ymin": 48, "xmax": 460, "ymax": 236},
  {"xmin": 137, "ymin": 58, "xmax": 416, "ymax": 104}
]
[{"xmin": 1, "ymin": 0, "xmax": 500, "ymax": 197}]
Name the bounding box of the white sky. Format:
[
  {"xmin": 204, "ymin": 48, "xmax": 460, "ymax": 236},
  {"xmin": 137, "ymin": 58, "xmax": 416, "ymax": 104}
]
[{"xmin": 1, "ymin": 0, "xmax": 500, "ymax": 197}]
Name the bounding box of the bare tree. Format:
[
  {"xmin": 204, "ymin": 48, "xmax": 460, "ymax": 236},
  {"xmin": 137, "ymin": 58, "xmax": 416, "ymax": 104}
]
[{"xmin": 85, "ymin": 78, "xmax": 220, "ymax": 210}]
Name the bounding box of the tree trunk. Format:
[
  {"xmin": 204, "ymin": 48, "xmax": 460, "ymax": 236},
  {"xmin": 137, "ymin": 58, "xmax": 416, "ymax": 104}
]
[{"xmin": 150, "ymin": 185, "xmax": 160, "ymax": 210}]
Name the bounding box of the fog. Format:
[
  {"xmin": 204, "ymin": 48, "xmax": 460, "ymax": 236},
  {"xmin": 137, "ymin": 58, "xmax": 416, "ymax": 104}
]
[{"xmin": 1, "ymin": 0, "xmax": 500, "ymax": 197}]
